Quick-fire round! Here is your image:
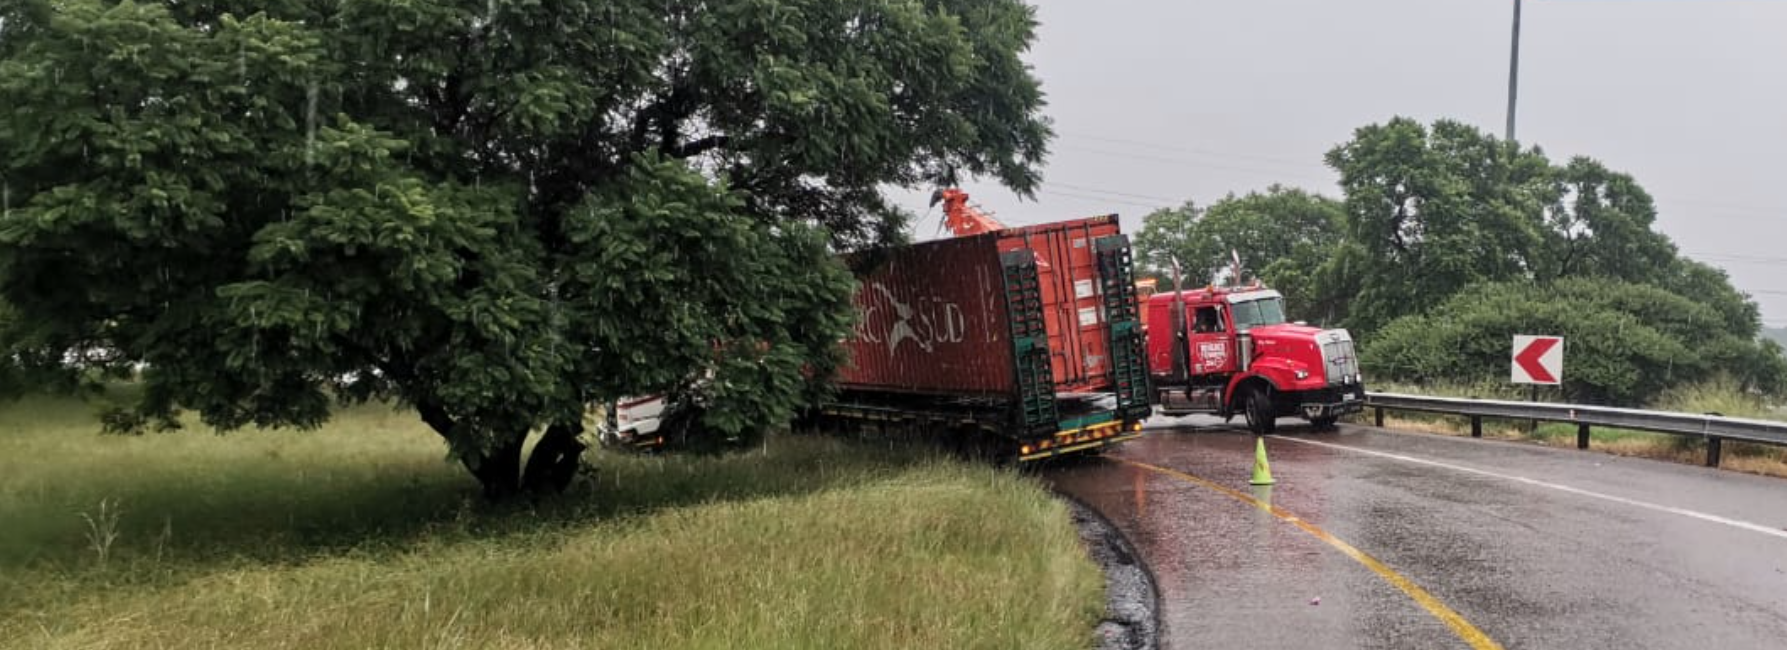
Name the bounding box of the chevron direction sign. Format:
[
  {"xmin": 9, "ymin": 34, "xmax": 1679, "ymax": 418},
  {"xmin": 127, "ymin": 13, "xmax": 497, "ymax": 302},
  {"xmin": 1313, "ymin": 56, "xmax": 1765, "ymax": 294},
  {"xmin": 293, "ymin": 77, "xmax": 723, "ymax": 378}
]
[{"xmin": 1511, "ymin": 335, "xmax": 1563, "ymax": 385}]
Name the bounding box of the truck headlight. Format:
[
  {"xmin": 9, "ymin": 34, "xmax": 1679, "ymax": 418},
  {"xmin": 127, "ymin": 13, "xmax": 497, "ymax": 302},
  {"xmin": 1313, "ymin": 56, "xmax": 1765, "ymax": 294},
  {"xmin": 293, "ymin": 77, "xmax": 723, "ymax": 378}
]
[{"xmin": 1294, "ymin": 369, "xmax": 1309, "ymax": 380}]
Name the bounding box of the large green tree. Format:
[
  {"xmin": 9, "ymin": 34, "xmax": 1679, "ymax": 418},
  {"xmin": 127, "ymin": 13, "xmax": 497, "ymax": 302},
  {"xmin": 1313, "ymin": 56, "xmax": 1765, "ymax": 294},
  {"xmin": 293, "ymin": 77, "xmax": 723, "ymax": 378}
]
[
  {"xmin": 1316, "ymin": 118, "xmax": 1551, "ymax": 332},
  {"xmin": 0, "ymin": 0, "xmax": 1051, "ymax": 497},
  {"xmin": 1130, "ymin": 200, "xmax": 1203, "ymax": 281},
  {"xmin": 1533, "ymin": 157, "xmax": 1679, "ymax": 284}
]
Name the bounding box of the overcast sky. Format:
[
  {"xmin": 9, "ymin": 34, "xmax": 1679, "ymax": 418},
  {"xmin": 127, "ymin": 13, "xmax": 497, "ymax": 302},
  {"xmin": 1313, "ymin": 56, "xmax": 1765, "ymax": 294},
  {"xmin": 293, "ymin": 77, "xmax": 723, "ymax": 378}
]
[{"xmin": 893, "ymin": 0, "xmax": 1787, "ymax": 327}]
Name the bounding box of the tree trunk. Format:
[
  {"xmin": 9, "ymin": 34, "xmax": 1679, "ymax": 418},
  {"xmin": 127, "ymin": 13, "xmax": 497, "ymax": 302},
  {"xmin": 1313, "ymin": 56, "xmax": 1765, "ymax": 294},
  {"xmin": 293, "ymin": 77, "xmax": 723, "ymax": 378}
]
[
  {"xmin": 522, "ymin": 420, "xmax": 587, "ymax": 495},
  {"xmin": 466, "ymin": 434, "xmax": 526, "ymax": 500},
  {"xmin": 417, "ymin": 400, "xmax": 528, "ymax": 500}
]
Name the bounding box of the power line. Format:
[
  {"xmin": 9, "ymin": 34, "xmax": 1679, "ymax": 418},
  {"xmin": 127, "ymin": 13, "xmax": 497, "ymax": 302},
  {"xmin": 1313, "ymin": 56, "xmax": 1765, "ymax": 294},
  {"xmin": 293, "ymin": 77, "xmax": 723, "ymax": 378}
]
[
  {"xmin": 1656, "ymin": 196, "xmax": 1787, "ymax": 218},
  {"xmin": 1655, "ymin": 212, "xmax": 1783, "ymax": 225},
  {"xmin": 1038, "ymin": 189, "xmax": 1168, "ymax": 210},
  {"xmin": 1045, "ymin": 181, "xmax": 1184, "ymax": 204},
  {"xmin": 1685, "ymin": 251, "xmax": 1787, "ymax": 267},
  {"xmin": 1057, "ymin": 132, "xmax": 1323, "ymax": 170},
  {"xmin": 1054, "ymin": 144, "xmax": 1336, "ymax": 185}
]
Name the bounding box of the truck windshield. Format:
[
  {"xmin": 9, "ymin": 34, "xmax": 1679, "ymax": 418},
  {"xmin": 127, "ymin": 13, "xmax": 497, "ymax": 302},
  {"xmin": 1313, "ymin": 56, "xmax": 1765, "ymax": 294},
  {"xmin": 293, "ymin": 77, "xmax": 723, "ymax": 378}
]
[{"xmin": 1230, "ymin": 298, "xmax": 1287, "ymax": 332}]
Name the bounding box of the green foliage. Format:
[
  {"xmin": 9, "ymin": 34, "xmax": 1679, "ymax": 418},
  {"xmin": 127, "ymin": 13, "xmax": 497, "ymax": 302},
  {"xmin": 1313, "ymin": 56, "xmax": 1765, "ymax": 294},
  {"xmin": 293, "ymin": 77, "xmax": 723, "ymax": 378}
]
[
  {"xmin": 562, "ymin": 157, "xmax": 856, "ymax": 441},
  {"xmin": 1131, "ymin": 185, "xmax": 1342, "ymax": 323},
  {"xmin": 1322, "ymin": 116, "xmax": 1722, "ymax": 332},
  {"xmin": 1534, "ymin": 157, "xmax": 1678, "ymax": 284},
  {"xmin": 1131, "ymin": 200, "xmax": 1201, "ymax": 280},
  {"xmin": 1315, "ymin": 118, "xmax": 1739, "ymax": 336},
  {"xmin": 1653, "ymin": 257, "xmax": 1764, "ymax": 337},
  {"xmin": 1364, "ymin": 278, "xmax": 1787, "ymax": 405},
  {"xmin": 0, "ymin": 0, "xmax": 1051, "ymax": 494},
  {"xmin": 1306, "ymin": 117, "xmax": 1784, "ymax": 401},
  {"xmin": 1318, "ymin": 118, "xmax": 1551, "ymax": 332}
]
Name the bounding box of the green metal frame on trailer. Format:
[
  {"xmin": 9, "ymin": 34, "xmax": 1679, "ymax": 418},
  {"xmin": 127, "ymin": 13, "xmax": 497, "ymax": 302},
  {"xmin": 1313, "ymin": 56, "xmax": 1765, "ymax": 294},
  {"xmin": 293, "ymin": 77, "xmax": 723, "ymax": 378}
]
[
  {"xmin": 1095, "ymin": 235, "xmax": 1153, "ymax": 422},
  {"xmin": 998, "ymin": 248, "xmax": 1060, "ymax": 437}
]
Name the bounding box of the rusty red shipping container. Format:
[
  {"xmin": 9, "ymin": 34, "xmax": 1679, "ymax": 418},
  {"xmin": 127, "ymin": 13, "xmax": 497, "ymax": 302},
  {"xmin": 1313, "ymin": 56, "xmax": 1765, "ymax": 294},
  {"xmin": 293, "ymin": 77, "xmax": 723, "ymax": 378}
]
[{"xmin": 837, "ymin": 215, "xmax": 1131, "ymax": 398}]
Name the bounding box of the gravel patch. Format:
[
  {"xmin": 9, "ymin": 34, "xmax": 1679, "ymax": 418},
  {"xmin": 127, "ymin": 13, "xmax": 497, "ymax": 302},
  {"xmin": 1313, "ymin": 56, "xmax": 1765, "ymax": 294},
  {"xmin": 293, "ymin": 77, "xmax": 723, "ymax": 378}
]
[{"xmin": 1064, "ymin": 497, "xmax": 1160, "ymax": 650}]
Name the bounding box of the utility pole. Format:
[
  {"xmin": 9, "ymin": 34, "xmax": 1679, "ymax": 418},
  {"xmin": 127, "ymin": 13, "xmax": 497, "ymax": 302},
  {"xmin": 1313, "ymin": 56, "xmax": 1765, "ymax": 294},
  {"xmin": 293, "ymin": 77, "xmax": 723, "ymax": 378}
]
[{"xmin": 1506, "ymin": 0, "xmax": 1523, "ymax": 141}]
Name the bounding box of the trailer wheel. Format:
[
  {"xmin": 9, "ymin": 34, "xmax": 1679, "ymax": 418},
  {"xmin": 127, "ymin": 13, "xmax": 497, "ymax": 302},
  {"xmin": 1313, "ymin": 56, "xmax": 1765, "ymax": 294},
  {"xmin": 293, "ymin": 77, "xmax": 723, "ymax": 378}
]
[{"xmin": 1243, "ymin": 385, "xmax": 1277, "ymax": 435}]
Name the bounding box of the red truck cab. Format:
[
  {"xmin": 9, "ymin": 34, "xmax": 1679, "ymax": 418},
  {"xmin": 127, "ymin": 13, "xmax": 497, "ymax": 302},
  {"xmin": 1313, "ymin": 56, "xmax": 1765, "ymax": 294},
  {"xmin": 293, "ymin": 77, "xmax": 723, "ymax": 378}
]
[{"xmin": 1145, "ymin": 284, "xmax": 1365, "ymax": 432}]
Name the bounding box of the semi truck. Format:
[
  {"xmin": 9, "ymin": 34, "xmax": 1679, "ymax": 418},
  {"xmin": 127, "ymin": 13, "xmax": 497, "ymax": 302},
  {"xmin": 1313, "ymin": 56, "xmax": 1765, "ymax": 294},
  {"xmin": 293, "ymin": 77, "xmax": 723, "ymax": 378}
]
[
  {"xmin": 1143, "ymin": 274, "xmax": 1366, "ymax": 433},
  {"xmin": 934, "ymin": 189, "xmax": 1365, "ymax": 434}
]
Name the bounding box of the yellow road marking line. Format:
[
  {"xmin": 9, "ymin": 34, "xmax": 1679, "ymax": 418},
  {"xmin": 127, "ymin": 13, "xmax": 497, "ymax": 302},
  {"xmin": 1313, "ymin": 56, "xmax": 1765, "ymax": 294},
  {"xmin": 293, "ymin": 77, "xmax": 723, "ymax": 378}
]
[{"xmin": 1118, "ymin": 458, "xmax": 1506, "ymax": 650}]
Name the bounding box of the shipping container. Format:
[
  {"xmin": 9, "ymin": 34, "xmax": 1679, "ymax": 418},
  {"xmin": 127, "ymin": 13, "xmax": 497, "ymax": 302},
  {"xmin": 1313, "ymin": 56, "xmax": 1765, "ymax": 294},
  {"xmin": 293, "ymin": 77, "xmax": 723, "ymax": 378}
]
[{"xmin": 824, "ymin": 215, "xmax": 1153, "ymax": 461}]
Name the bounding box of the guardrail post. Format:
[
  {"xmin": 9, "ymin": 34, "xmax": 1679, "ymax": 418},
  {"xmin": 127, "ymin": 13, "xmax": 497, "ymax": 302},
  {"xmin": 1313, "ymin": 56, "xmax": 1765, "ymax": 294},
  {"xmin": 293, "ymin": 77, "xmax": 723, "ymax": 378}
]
[
  {"xmin": 1470, "ymin": 416, "xmax": 1482, "ymax": 438},
  {"xmin": 1577, "ymin": 423, "xmax": 1590, "ymax": 450},
  {"xmin": 1374, "ymin": 406, "xmax": 1384, "ymax": 428},
  {"xmin": 1706, "ymin": 437, "xmax": 1722, "ymax": 467}
]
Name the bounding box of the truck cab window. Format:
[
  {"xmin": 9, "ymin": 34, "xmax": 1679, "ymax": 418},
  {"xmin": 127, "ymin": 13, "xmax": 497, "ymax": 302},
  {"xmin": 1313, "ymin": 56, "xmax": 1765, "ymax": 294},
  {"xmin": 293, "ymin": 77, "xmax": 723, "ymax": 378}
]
[
  {"xmin": 1230, "ymin": 298, "xmax": 1287, "ymax": 332},
  {"xmin": 1192, "ymin": 306, "xmax": 1224, "ymax": 333}
]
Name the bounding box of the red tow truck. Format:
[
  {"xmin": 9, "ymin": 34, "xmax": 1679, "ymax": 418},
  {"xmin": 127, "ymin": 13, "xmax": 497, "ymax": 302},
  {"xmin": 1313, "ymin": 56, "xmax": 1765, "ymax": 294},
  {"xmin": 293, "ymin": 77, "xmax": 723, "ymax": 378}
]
[{"xmin": 1144, "ymin": 273, "xmax": 1365, "ymax": 433}]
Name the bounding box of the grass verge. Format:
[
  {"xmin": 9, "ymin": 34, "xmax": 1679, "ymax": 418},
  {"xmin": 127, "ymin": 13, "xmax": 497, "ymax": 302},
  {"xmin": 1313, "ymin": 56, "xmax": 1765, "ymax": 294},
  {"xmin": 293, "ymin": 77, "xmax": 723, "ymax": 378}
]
[
  {"xmin": 0, "ymin": 394, "xmax": 1103, "ymax": 649},
  {"xmin": 1361, "ymin": 378, "xmax": 1787, "ymax": 479}
]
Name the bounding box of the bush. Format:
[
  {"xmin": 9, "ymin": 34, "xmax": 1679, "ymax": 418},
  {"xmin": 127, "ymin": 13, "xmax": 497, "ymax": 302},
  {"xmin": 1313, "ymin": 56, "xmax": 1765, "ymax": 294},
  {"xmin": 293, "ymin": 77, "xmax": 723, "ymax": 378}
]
[{"xmin": 1363, "ymin": 278, "xmax": 1787, "ymax": 406}]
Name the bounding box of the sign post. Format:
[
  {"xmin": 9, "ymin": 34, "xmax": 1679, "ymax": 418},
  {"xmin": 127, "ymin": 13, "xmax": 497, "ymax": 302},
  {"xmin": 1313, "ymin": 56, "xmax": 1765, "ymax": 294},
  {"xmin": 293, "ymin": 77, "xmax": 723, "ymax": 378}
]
[{"xmin": 1512, "ymin": 335, "xmax": 1563, "ymax": 434}]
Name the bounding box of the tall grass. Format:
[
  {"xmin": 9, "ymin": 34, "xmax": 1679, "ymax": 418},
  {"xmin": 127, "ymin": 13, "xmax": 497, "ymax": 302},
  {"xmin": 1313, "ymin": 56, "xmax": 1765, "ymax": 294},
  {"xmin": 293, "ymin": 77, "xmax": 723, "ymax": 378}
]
[
  {"xmin": 0, "ymin": 394, "xmax": 1103, "ymax": 649},
  {"xmin": 1648, "ymin": 375, "xmax": 1780, "ymax": 420}
]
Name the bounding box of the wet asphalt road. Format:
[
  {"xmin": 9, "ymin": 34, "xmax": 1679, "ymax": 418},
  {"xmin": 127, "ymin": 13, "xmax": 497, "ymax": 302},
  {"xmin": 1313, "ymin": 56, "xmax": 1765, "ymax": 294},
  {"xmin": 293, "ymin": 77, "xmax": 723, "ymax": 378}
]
[{"xmin": 1047, "ymin": 416, "xmax": 1787, "ymax": 649}]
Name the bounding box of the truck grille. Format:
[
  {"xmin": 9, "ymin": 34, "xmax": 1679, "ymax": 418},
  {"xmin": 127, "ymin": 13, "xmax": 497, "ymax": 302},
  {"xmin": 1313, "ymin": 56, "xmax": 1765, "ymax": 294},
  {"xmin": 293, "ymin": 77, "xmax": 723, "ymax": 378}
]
[{"xmin": 1320, "ymin": 332, "xmax": 1360, "ymax": 386}]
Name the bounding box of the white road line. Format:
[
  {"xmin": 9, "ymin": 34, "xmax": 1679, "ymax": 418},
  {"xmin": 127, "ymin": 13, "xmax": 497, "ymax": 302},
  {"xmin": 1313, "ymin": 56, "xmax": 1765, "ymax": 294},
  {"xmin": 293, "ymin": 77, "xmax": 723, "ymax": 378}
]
[{"xmin": 1273, "ymin": 435, "xmax": 1787, "ymax": 541}]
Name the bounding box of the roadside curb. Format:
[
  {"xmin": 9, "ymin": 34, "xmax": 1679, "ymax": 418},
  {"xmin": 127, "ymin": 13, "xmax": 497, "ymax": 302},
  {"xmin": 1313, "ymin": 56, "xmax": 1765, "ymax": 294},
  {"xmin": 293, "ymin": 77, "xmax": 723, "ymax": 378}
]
[{"xmin": 1059, "ymin": 493, "xmax": 1161, "ymax": 650}]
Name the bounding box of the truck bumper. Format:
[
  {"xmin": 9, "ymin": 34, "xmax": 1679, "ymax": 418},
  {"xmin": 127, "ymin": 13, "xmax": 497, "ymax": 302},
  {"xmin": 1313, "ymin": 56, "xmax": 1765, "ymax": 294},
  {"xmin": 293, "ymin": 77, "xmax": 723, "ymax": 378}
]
[
  {"xmin": 1294, "ymin": 384, "xmax": 1367, "ymax": 420},
  {"xmin": 1017, "ymin": 419, "xmax": 1144, "ymax": 462}
]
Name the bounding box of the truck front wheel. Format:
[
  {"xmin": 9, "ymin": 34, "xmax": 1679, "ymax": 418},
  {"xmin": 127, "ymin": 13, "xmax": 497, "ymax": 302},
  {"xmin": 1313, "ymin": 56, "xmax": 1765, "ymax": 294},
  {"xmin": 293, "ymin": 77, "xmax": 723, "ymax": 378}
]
[{"xmin": 1243, "ymin": 385, "xmax": 1277, "ymax": 435}]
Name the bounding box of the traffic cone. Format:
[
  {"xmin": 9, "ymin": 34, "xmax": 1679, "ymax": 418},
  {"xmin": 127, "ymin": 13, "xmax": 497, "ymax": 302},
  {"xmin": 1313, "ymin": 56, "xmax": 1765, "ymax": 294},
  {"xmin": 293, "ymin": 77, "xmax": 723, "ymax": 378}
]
[{"xmin": 1249, "ymin": 436, "xmax": 1276, "ymax": 486}]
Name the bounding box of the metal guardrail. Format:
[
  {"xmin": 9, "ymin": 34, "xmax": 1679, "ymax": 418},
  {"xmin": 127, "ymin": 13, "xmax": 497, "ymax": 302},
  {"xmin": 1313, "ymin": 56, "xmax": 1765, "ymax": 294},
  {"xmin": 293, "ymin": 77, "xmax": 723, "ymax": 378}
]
[{"xmin": 1365, "ymin": 392, "xmax": 1787, "ymax": 467}]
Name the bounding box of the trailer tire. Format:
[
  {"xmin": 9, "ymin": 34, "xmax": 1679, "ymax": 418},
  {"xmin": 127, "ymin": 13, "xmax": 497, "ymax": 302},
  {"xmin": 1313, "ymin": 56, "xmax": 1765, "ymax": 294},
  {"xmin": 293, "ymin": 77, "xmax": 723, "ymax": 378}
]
[{"xmin": 1243, "ymin": 385, "xmax": 1277, "ymax": 435}]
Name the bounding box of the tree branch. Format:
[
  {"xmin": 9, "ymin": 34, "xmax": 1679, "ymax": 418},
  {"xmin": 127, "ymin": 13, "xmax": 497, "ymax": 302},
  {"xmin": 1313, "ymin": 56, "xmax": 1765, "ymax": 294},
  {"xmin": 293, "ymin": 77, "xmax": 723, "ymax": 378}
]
[
  {"xmin": 416, "ymin": 399, "xmax": 456, "ymax": 439},
  {"xmin": 666, "ymin": 134, "xmax": 728, "ymax": 159},
  {"xmin": 627, "ymin": 80, "xmax": 701, "ymax": 155}
]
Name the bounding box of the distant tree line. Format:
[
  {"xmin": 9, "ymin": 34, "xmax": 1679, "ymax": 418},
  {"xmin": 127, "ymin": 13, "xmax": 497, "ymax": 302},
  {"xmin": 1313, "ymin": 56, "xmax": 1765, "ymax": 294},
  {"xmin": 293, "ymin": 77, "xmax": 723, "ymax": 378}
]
[{"xmin": 1134, "ymin": 117, "xmax": 1786, "ymax": 405}]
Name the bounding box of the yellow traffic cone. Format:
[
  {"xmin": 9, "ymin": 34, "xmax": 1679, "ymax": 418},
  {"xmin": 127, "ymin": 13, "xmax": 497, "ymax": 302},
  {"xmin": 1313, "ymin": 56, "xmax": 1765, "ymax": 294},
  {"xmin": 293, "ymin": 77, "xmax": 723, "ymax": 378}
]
[{"xmin": 1249, "ymin": 436, "xmax": 1276, "ymax": 486}]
